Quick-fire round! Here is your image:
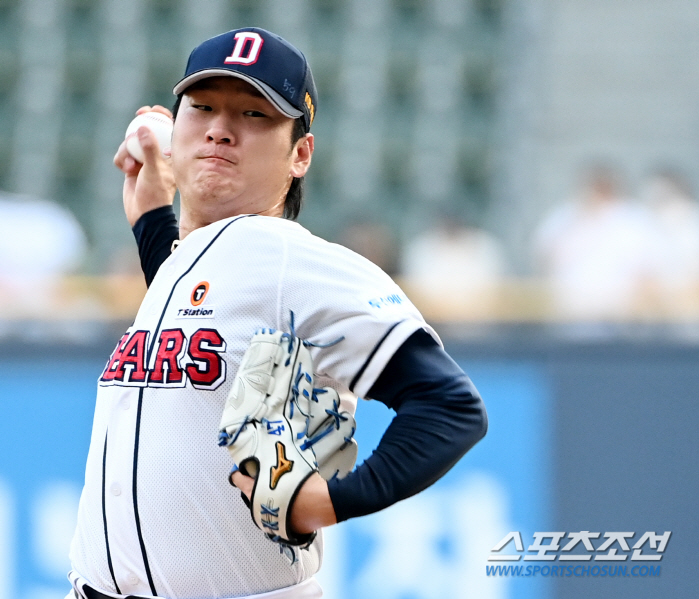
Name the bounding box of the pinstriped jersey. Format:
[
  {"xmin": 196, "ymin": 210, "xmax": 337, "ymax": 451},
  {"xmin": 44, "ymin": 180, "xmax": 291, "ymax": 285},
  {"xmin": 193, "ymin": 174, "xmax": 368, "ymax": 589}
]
[{"xmin": 69, "ymin": 215, "xmax": 438, "ymax": 599}]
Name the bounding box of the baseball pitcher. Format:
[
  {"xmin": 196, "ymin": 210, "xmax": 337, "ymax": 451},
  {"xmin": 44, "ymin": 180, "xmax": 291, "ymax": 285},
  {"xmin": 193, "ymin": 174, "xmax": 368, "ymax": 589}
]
[{"xmin": 67, "ymin": 28, "xmax": 487, "ymax": 599}]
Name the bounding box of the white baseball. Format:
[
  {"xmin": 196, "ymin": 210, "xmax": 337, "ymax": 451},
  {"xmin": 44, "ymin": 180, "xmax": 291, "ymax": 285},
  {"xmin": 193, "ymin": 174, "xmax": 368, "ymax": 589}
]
[{"xmin": 124, "ymin": 111, "xmax": 174, "ymax": 163}]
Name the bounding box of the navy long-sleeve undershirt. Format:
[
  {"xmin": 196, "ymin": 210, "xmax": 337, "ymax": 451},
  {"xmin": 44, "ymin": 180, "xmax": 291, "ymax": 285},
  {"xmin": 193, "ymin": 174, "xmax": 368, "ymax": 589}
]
[
  {"xmin": 328, "ymin": 328, "xmax": 487, "ymax": 522},
  {"xmin": 132, "ymin": 205, "xmax": 179, "ymax": 287},
  {"xmin": 132, "ymin": 206, "xmax": 488, "ymax": 522}
]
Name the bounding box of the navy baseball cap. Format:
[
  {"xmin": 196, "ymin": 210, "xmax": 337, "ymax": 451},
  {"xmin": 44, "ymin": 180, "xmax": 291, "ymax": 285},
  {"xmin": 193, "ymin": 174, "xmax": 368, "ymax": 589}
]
[{"xmin": 173, "ymin": 28, "xmax": 317, "ymax": 132}]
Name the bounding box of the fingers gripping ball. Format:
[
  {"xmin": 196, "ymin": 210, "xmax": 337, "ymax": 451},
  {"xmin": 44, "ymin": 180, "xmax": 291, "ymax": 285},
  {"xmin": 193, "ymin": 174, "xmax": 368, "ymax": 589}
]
[
  {"xmin": 218, "ymin": 327, "xmax": 357, "ymax": 548},
  {"xmin": 124, "ymin": 111, "xmax": 174, "ymax": 163}
]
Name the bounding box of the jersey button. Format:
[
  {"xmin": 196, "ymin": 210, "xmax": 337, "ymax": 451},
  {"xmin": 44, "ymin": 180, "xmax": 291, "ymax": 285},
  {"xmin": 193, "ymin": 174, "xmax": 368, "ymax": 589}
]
[
  {"xmin": 110, "ymin": 483, "xmax": 121, "ymax": 496},
  {"xmin": 128, "ymin": 573, "xmax": 139, "ymax": 585},
  {"xmin": 120, "ymin": 397, "xmax": 130, "ymax": 410}
]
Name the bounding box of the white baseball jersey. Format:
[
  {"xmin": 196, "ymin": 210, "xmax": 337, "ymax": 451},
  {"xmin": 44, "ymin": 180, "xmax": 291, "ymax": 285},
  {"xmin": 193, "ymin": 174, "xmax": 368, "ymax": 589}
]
[{"xmin": 69, "ymin": 215, "xmax": 438, "ymax": 599}]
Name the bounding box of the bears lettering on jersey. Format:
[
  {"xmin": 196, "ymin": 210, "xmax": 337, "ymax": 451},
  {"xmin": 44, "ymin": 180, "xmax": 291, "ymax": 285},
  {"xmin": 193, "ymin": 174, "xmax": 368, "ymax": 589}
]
[
  {"xmin": 100, "ymin": 332, "xmax": 130, "ymax": 383},
  {"xmin": 101, "ymin": 331, "xmax": 149, "ymax": 384},
  {"xmin": 186, "ymin": 329, "xmax": 227, "ymax": 389},
  {"xmin": 149, "ymin": 329, "xmax": 186, "ymax": 386},
  {"xmin": 100, "ymin": 328, "xmax": 227, "ymax": 390}
]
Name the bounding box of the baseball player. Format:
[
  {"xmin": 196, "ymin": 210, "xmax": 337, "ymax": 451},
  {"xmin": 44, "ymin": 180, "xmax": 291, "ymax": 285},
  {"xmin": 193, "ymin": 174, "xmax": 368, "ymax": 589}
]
[{"xmin": 67, "ymin": 28, "xmax": 487, "ymax": 599}]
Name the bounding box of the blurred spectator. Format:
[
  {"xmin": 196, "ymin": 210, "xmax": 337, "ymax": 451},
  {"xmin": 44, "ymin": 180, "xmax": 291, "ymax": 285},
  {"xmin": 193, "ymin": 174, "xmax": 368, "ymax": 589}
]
[
  {"xmin": 533, "ymin": 165, "xmax": 662, "ymax": 320},
  {"xmin": 640, "ymin": 169, "xmax": 699, "ymax": 313},
  {"xmin": 401, "ymin": 210, "xmax": 507, "ymax": 317},
  {"xmin": 0, "ymin": 192, "xmax": 87, "ymax": 314},
  {"xmin": 337, "ymin": 219, "xmax": 400, "ymax": 277}
]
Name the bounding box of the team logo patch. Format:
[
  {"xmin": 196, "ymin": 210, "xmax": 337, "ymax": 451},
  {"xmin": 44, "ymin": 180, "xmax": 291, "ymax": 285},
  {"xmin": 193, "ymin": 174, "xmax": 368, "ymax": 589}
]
[
  {"xmin": 191, "ymin": 282, "xmax": 209, "ymax": 306},
  {"xmin": 270, "ymin": 441, "xmax": 293, "ymax": 490}
]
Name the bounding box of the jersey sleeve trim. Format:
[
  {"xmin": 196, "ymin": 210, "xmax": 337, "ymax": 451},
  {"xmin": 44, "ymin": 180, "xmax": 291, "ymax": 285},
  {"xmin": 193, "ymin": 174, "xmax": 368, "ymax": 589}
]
[
  {"xmin": 350, "ymin": 319, "xmax": 441, "ymax": 398},
  {"xmin": 349, "ymin": 320, "xmax": 401, "ymax": 392}
]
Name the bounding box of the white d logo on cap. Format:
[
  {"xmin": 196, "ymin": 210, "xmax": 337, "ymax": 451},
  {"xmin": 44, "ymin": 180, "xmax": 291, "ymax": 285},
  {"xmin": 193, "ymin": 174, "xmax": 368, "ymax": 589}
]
[{"xmin": 224, "ymin": 32, "xmax": 264, "ymax": 65}]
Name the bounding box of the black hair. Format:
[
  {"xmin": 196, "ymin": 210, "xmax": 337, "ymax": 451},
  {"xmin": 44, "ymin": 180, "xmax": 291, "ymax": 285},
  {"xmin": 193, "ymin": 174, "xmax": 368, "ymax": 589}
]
[
  {"xmin": 284, "ymin": 116, "xmax": 306, "ymax": 220},
  {"xmin": 172, "ymin": 94, "xmax": 306, "ymax": 220}
]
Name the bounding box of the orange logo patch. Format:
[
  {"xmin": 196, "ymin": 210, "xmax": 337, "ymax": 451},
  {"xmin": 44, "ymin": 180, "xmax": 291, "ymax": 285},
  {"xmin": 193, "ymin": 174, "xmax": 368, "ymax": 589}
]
[
  {"xmin": 304, "ymin": 92, "xmax": 315, "ymax": 126},
  {"xmin": 191, "ymin": 282, "xmax": 209, "ymax": 306}
]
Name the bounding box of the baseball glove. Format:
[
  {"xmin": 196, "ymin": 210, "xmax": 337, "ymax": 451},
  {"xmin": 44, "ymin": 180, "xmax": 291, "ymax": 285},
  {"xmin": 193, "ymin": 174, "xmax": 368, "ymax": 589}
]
[{"xmin": 218, "ymin": 325, "xmax": 357, "ymax": 548}]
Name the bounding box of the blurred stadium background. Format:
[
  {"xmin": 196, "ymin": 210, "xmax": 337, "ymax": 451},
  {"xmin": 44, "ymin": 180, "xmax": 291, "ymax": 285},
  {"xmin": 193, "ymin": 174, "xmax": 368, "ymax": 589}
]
[{"xmin": 0, "ymin": 1, "xmax": 697, "ymax": 598}]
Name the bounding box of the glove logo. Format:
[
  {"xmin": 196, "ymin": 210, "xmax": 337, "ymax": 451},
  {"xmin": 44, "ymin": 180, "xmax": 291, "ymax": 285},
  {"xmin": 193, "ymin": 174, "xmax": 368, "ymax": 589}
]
[{"xmin": 270, "ymin": 441, "xmax": 293, "ymax": 490}]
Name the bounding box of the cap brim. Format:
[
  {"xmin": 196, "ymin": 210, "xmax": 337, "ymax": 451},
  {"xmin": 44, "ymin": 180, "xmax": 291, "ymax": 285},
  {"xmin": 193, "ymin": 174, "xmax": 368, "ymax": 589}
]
[{"xmin": 173, "ymin": 69, "xmax": 303, "ymax": 119}]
